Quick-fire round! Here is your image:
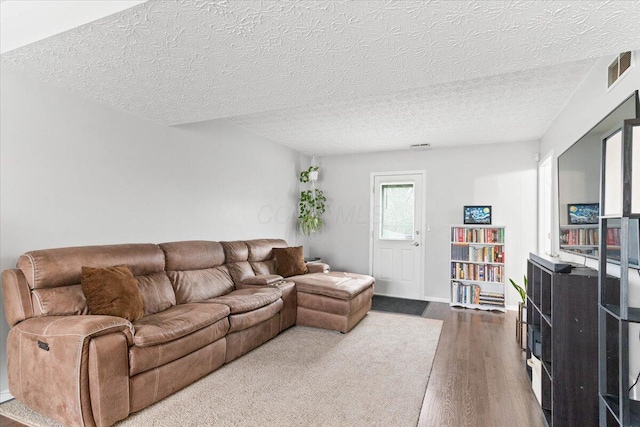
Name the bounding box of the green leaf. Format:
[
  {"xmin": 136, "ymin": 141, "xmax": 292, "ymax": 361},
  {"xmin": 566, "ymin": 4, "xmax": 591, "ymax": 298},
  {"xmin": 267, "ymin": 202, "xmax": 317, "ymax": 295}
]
[{"xmin": 509, "ymin": 278, "xmax": 526, "ymax": 303}]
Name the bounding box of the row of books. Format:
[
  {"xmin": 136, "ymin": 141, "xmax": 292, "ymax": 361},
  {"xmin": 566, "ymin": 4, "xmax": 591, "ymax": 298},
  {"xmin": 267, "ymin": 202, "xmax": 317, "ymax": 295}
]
[
  {"xmin": 560, "ymin": 228, "xmax": 598, "ymax": 246},
  {"xmin": 451, "ymin": 282, "xmax": 505, "ymax": 306},
  {"xmin": 450, "ymin": 262, "xmax": 503, "ymax": 282},
  {"xmin": 451, "ymin": 227, "xmax": 504, "ymax": 244},
  {"xmin": 607, "ymin": 228, "xmax": 621, "ymax": 246},
  {"xmin": 451, "ymin": 244, "xmax": 504, "ymax": 263}
]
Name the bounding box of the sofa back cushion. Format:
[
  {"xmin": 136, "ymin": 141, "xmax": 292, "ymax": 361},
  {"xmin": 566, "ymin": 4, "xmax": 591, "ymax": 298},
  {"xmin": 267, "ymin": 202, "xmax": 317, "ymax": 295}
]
[
  {"xmin": 221, "ymin": 241, "xmax": 254, "ymax": 283},
  {"xmin": 160, "ymin": 241, "xmax": 234, "ymax": 304},
  {"xmin": 18, "ymin": 244, "xmax": 169, "ymax": 317},
  {"xmin": 246, "ymin": 239, "xmax": 288, "ymax": 275},
  {"xmin": 18, "ymin": 244, "xmax": 165, "ymax": 289},
  {"xmin": 136, "ymin": 272, "xmax": 176, "ymax": 316}
]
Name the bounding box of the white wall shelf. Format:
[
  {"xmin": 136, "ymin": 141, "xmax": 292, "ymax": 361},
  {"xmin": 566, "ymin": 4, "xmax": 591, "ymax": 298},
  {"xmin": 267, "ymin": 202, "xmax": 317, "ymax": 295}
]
[{"xmin": 450, "ymin": 225, "xmax": 506, "ymax": 313}]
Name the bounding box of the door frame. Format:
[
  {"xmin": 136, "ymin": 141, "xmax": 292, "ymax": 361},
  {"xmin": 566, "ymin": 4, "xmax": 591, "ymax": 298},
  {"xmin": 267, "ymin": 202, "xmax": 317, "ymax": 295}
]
[
  {"xmin": 368, "ymin": 170, "xmax": 427, "ymax": 300},
  {"xmin": 537, "ymin": 150, "xmax": 555, "ymax": 256}
]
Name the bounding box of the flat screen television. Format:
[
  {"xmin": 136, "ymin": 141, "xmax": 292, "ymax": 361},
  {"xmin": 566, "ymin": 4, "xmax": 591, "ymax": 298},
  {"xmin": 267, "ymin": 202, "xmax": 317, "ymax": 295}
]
[{"xmin": 557, "ymin": 91, "xmax": 639, "ymax": 269}]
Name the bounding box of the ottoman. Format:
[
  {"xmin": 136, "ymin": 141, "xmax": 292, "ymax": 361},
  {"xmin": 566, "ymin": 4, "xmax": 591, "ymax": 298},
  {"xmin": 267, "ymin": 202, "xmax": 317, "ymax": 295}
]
[{"xmin": 291, "ymin": 272, "xmax": 375, "ymax": 333}]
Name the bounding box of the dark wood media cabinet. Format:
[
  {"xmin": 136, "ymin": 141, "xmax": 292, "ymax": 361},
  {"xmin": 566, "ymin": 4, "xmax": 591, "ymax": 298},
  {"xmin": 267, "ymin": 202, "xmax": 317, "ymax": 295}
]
[{"xmin": 526, "ymin": 259, "xmax": 600, "ymax": 427}]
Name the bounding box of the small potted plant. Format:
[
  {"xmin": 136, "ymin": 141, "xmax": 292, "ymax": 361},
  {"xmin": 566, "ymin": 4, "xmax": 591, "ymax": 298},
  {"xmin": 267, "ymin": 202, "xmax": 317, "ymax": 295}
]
[{"xmin": 510, "ymin": 276, "xmax": 527, "ymax": 350}]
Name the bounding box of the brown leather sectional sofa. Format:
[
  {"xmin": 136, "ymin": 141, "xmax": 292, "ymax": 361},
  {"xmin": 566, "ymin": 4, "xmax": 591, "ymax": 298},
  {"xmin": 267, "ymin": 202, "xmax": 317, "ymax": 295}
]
[{"xmin": 1, "ymin": 239, "xmax": 375, "ymax": 427}]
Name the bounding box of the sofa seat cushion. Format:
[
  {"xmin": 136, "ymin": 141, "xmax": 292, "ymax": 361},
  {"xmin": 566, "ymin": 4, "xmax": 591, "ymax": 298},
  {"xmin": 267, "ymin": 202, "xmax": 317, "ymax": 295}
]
[
  {"xmin": 289, "ymin": 272, "xmax": 374, "ymax": 300},
  {"xmin": 129, "ymin": 317, "xmax": 229, "ymax": 375},
  {"xmin": 132, "ymin": 302, "xmax": 230, "ymax": 347},
  {"xmin": 207, "ymin": 287, "xmax": 282, "ymax": 314},
  {"xmin": 228, "ymin": 299, "xmax": 283, "ymax": 333}
]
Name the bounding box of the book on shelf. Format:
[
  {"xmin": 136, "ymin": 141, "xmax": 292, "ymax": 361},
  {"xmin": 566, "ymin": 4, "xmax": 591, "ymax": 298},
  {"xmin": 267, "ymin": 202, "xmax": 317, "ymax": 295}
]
[
  {"xmin": 450, "ymin": 244, "xmax": 504, "ymax": 263},
  {"xmin": 560, "ymin": 228, "xmax": 598, "ymax": 246},
  {"xmin": 606, "ymin": 228, "xmax": 621, "ymax": 246},
  {"xmin": 450, "ymin": 262, "xmax": 503, "ymax": 282},
  {"xmin": 451, "ymin": 227, "xmax": 504, "ymax": 244},
  {"xmin": 452, "ymin": 281, "xmax": 504, "ymax": 306}
]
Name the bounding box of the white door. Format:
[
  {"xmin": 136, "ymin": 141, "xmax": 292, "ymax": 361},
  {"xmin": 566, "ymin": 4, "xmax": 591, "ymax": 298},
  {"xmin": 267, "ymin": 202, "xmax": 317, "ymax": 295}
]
[{"xmin": 371, "ymin": 172, "xmax": 424, "ymax": 300}]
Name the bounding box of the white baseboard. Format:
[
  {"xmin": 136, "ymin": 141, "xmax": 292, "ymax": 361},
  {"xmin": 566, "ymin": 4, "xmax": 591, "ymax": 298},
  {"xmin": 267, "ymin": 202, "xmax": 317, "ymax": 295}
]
[
  {"xmin": 373, "ymin": 292, "xmax": 448, "ymax": 303},
  {"xmin": 424, "ymin": 296, "xmax": 449, "ymax": 303},
  {"xmin": 1, "ymin": 389, "xmax": 14, "ymax": 403}
]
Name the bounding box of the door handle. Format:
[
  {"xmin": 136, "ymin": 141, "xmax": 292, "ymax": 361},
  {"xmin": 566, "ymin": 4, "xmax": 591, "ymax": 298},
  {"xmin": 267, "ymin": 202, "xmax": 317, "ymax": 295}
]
[{"xmin": 412, "ymin": 242, "xmax": 420, "ymax": 246}]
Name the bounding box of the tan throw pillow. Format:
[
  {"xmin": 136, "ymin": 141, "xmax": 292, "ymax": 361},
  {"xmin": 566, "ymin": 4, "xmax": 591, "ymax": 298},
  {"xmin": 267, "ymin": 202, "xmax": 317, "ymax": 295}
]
[
  {"xmin": 273, "ymin": 246, "xmax": 309, "ymax": 278},
  {"xmin": 81, "ymin": 265, "xmax": 144, "ymax": 321}
]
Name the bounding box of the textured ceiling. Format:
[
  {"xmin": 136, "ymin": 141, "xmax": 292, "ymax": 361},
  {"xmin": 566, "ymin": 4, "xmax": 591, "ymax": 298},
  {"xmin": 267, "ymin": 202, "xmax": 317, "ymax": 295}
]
[
  {"xmin": 2, "ymin": 1, "xmax": 640, "ymax": 154},
  {"xmin": 229, "ymin": 59, "xmax": 598, "ymax": 155}
]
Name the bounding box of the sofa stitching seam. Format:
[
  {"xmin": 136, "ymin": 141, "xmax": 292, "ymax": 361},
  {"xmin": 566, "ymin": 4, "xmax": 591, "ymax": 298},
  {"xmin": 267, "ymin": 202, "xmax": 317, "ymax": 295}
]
[
  {"xmin": 19, "ymin": 330, "xmax": 23, "ymax": 399},
  {"xmin": 23, "ymin": 253, "xmax": 37, "ymax": 289},
  {"xmin": 153, "ymin": 369, "xmax": 159, "ymax": 402},
  {"xmin": 32, "ymin": 291, "xmax": 45, "ymax": 317}
]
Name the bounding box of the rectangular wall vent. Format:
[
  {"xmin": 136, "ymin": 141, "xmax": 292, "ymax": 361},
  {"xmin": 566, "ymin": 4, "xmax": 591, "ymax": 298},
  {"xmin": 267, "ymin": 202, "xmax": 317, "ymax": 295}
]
[{"xmin": 608, "ymin": 51, "xmax": 633, "ymax": 88}]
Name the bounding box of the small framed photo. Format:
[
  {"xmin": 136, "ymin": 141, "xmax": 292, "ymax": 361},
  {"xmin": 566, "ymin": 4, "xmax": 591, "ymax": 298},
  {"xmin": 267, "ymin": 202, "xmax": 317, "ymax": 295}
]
[
  {"xmin": 464, "ymin": 206, "xmax": 492, "ymax": 225},
  {"xmin": 568, "ymin": 203, "xmax": 599, "ymax": 224}
]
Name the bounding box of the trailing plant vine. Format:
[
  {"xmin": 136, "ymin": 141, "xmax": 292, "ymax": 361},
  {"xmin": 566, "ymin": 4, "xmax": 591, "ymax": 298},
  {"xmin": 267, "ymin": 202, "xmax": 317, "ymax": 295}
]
[
  {"xmin": 297, "ymin": 165, "xmax": 325, "ymax": 236},
  {"xmin": 299, "ymin": 165, "xmax": 319, "ymax": 183}
]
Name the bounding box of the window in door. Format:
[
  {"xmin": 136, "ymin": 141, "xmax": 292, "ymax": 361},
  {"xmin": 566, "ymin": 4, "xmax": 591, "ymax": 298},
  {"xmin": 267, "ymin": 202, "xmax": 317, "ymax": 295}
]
[{"xmin": 380, "ymin": 183, "xmax": 415, "ymax": 240}]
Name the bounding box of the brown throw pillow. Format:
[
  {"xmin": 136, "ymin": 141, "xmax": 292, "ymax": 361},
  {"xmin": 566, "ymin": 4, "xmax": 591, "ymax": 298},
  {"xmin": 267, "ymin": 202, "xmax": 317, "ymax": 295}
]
[
  {"xmin": 81, "ymin": 265, "xmax": 144, "ymax": 321},
  {"xmin": 273, "ymin": 246, "xmax": 309, "ymax": 278}
]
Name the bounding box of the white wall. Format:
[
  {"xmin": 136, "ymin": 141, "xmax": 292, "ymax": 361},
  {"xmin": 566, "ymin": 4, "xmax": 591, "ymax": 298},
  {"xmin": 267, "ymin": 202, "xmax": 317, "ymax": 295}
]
[
  {"xmin": 0, "ymin": 69, "xmax": 306, "ymax": 396},
  {"xmin": 308, "ymin": 140, "xmax": 539, "ymax": 307},
  {"xmin": 540, "ymin": 52, "xmax": 640, "ymax": 158},
  {"xmin": 539, "ymin": 51, "xmax": 640, "ymax": 398}
]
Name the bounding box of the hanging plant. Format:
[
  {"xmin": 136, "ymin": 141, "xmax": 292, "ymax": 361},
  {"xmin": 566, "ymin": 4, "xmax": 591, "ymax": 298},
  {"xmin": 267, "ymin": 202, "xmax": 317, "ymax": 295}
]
[
  {"xmin": 299, "ymin": 166, "xmax": 319, "ymax": 183},
  {"xmin": 297, "ymin": 165, "xmax": 326, "ymax": 236}
]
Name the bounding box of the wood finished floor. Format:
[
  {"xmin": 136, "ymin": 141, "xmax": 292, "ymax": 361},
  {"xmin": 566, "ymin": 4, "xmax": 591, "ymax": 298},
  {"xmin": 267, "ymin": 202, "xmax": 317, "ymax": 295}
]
[
  {"xmin": 419, "ymin": 303, "xmax": 546, "ymax": 427},
  {"xmin": 0, "ymin": 303, "xmax": 545, "ymax": 427}
]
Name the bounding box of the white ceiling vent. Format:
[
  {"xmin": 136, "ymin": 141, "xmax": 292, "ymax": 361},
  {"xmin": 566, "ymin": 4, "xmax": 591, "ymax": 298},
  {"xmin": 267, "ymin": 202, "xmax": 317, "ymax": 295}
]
[{"xmin": 608, "ymin": 51, "xmax": 633, "ymax": 88}]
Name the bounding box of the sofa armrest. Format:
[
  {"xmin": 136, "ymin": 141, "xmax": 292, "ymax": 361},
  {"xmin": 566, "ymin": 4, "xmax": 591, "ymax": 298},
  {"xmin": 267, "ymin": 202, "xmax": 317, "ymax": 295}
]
[
  {"xmin": 7, "ymin": 315, "xmax": 133, "ymax": 427},
  {"xmin": 2, "ymin": 268, "xmax": 33, "ymax": 328},
  {"xmin": 240, "ymin": 274, "xmax": 284, "ymax": 286},
  {"xmin": 306, "ymin": 262, "xmax": 330, "ymax": 274},
  {"xmin": 14, "ymin": 314, "xmax": 134, "ymax": 343}
]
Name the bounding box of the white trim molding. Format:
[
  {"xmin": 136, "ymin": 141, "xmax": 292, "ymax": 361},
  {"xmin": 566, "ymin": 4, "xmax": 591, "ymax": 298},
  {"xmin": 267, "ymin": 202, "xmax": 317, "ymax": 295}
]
[
  {"xmin": 369, "ymin": 170, "xmax": 428, "ymax": 300},
  {"xmin": 1, "ymin": 389, "xmax": 14, "ymax": 403}
]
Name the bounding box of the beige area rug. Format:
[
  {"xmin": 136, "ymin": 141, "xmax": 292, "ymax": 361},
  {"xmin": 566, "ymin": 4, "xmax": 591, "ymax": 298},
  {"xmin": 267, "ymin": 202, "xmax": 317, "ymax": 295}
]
[{"xmin": 0, "ymin": 311, "xmax": 442, "ymax": 427}]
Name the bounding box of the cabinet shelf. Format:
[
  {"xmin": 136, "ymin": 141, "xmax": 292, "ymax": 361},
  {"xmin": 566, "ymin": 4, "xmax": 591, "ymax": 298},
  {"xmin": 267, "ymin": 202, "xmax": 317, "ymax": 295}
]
[
  {"xmin": 600, "ymin": 304, "xmax": 640, "ymax": 323},
  {"xmin": 526, "ymin": 258, "xmax": 599, "ymax": 426},
  {"xmin": 449, "ymin": 301, "xmax": 506, "ymax": 312},
  {"xmin": 451, "ymin": 260, "xmax": 504, "ymax": 266},
  {"xmin": 540, "ymin": 312, "xmax": 552, "ymax": 327},
  {"xmin": 451, "ymin": 242, "xmax": 505, "ymax": 247},
  {"xmin": 601, "ymin": 395, "xmax": 640, "ymax": 426},
  {"xmin": 542, "ymin": 360, "xmax": 553, "ymax": 381},
  {"xmin": 453, "ymin": 279, "xmax": 504, "ymax": 286},
  {"xmin": 597, "ymin": 118, "xmax": 640, "ymax": 427},
  {"xmin": 560, "ymin": 224, "xmax": 598, "ymax": 229}
]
